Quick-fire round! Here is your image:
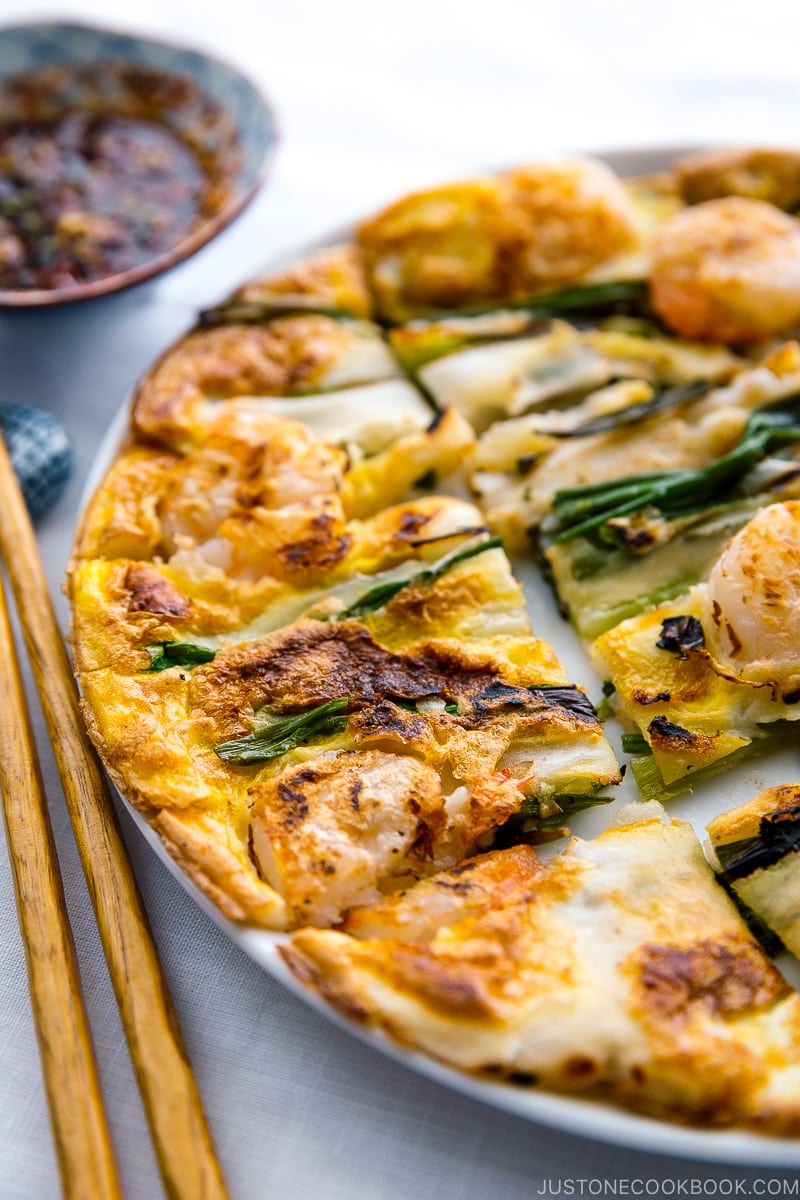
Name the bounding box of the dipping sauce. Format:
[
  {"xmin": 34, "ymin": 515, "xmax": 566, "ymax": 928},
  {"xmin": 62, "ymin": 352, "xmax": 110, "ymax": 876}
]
[{"xmin": 0, "ymin": 112, "xmax": 210, "ymax": 290}]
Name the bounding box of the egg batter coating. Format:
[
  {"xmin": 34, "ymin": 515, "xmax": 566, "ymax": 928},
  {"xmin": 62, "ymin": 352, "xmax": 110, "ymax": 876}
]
[{"xmin": 284, "ymin": 805, "xmax": 800, "ymax": 1133}]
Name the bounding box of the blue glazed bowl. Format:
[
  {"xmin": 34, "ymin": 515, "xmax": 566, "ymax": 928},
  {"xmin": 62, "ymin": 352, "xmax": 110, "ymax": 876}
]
[{"xmin": 0, "ymin": 20, "xmax": 277, "ymax": 307}]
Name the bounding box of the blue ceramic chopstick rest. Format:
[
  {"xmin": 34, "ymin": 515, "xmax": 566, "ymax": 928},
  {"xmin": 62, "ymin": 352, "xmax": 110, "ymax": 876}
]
[{"xmin": 0, "ymin": 404, "xmax": 72, "ymax": 521}]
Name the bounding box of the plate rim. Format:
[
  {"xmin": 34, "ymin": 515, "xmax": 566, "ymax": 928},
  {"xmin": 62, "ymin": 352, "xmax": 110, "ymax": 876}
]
[{"xmin": 80, "ymin": 145, "xmax": 800, "ymax": 1167}]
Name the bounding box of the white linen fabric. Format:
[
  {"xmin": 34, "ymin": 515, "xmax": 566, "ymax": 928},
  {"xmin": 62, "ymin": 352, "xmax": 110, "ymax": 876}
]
[{"xmin": 3, "ymin": 0, "xmax": 800, "ymax": 1194}]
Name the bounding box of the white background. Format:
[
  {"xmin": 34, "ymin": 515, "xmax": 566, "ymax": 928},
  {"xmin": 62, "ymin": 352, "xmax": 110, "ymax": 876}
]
[{"xmin": 2, "ymin": 0, "xmax": 800, "ymax": 1195}]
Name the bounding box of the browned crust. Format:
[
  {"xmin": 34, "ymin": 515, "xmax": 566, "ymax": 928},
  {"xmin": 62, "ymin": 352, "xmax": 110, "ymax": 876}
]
[
  {"xmin": 675, "ymin": 146, "xmax": 800, "ymax": 210},
  {"xmin": 231, "ymin": 243, "xmax": 374, "ymax": 318},
  {"xmin": 132, "ymin": 315, "xmax": 366, "ymax": 450}
]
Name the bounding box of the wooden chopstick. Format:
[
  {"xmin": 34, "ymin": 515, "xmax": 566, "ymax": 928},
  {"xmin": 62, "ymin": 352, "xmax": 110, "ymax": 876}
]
[
  {"xmin": 0, "ymin": 566, "xmax": 123, "ymax": 1200},
  {"xmin": 0, "ymin": 433, "xmax": 229, "ymax": 1200}
]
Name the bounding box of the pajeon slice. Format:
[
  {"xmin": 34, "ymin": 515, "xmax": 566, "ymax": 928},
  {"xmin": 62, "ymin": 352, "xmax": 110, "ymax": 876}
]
[
  {"xmin": 72, "ymin": 485, "xmax": 620, "ymax": 929},
  {"xmin": 391, "ymin": 305, "xmax": 741, "ymax": 435},
  {"xmin": 357, "ymin": 158, "xmax": 645, "ymax": 323},
  {"xmin": 593, "ymin": 502, "xmax": 800, "ymax": 801},
  {"xmin": 462, "ymin": 178, "xmax": 800, "ymax": 560},
  {"xmin": 282, "ymin": 804, "xmax": 800, "ymax": 1134},
  {"xmin": 74, "ymin": 398, "xmax": 475, "ymax": 612},
  {"xmin": 527, "ymin": 346, "xmax": 800, "ymax": 634},
  {"xmin": 128, "ymin": 264, "xmax": 475, "ymax": 515},
  {"xmin": 708, "ymin": 785, "xmax": 800, "ymax": 960},
  {"xmin": 221, "ymin": 242, "xmax": 375, "ymax": 319},
  {"xmin": 131, "ymin": 242, "xmax": 471, "ymax": 473},
  {"xmin": 472, "ymin": 343, "xmax": 800, "ymax": 552},
  {"xmin": 131, "ymin": 308, "xmax": 423, "ymax": 455}
]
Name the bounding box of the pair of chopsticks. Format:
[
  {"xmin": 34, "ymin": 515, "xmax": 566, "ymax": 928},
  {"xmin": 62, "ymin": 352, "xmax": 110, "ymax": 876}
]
[{"xmin": 0, "ymin": 434, "xmax": 228, "ymax": 1198}]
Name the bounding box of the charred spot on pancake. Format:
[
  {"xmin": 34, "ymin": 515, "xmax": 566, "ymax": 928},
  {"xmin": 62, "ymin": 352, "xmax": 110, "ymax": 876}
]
[
  {"xmin": 281, "ymin": 530, "xmax": 351, "ymax": 571},
  {"xmin": 564, "ymin": 1055, "xmax": 600, "ymax": 1080},
  {"xmin": 450, "ymin": 860, "xmax": 480, "ymax": 875},
  {"xmin": 470, "ymin": 680, "xmax": 599, "ymax": 725},
  {"xmin": 636, "ymin": 935, "xmax": 787, "ymax": 1019},
  {"xmin": 385, "ymin": 945, "xmax": 491, "ymax": 1019},
  {"xmin": 275, "ymin": 768, "xmax": 320, "ymax": 829},
  {"xmin": 194, "ymin": 620, "xmax": 509, "ymax": 722},
  {"xmin": 647, "ymin": 714, "xmax": 705, "ymax": 751},
  {"xmin": 656, "ymin": 615, "xmax": 705, "ymax": 659},
  {"xmin": 434, "ymin": 879, "xmax": 475, "ymax": 896},
  {"xmin": 349, "ymin": 699, "xmax": 428, "ymax": 742},
  {"xmin": 124, "ymin": 563, "xmax": 191, "ymax": 618},
  {"xmin": 395, "ymin": 509, "xmax": 435, "ymax": 540},
  {"xmin": 632, "ymin": 688, "xmax": 672, "ymax": 706},
  {"xmin": 516, "ymin": 453, "xmax": 539, "ymax": 474},
  {"xmin": 349, "ymin": 779, "xmax": 364, "ymax": 812},
  {"xmin": 606, "ymin": 519, "xmax": 657, "ymax": 553}
]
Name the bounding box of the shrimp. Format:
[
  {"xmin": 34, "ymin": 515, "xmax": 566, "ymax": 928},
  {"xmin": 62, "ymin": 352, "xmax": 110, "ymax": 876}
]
[
  {"xmin": 650, "ymin": 197, "xmax": 800, "ymax": 342},
  {"xmin": 700, "ymin": 500, "xmax": 800, "ymax": 692},
  {"xmin": 248, "ymin": 749, "xmax": 521, "ymax": 927},
  {"xmin": 159, "ymin": 402, "xmax": 349, "ymax": 584}
]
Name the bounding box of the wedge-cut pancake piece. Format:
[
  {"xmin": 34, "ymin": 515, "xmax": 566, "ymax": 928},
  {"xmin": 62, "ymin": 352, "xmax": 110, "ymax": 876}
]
[
  {"xmin": 675, "ymin": 146, "xmax": 800, "ymax": 211},
  {"xmin": 226, "ymin": 243, "xmax": 374, "ymax": 318},
  {"xmin": 593, "ymin": 597, "xmax": 799, "ymax": 802},
  {"xmin": 520, "ymin": 348, "xmax": 800, "ymax": 632},
  {"xmin": 474, "ymin": 338, "xmax": 800, "ymax": 552},
  {"xmin": 593, "ymin": 503, "xmax": 800, "ymax": 801},
  {"xmin": 283, "ymin": 805, "xmax": 800, "ymax": 1134},
  {"xmin": 71, "ymin": 486, "xmax": 619, "ymax": 929},
  {"xmin": 358, "ymin": 159, "xmax": 639, "ymax": 322},
  {"xmin": 132, "ymin": 313, "xmax": 403, "ymax": 452},
  {"xmin": 707, "ymin": 784, "xmax": 800, "ymax": 959},
  {"xmin": 393, "ymin": 314, "xmax": 740, "ymax": 434}
]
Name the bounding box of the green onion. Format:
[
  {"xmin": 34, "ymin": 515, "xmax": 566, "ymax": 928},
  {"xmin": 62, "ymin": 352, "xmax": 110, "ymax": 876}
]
[
  {"xmin": 715, "ymin": 809, "xmax": 800, "ymax": 881},
  {"xmin": 546, "ymin": 379, "xmax": 710, "ymax": 440},
  {"xmin": 516, "ymin": 789, "xmax": 615, "ymax": 832},
  {"xmin": 536, "ymin": 791, "xmax": 615, "ymax": 829},
  {"xmin": 398, "ymin": 280, "xmax": 651, "ymax": 329},
  {"xmin": 330, "ymin": 535, "xmax": 503, "ymax": 621},
  {"xmin": 714, "ymin": 874, "xmax": 785, "ymax": 958},
  {"xmin": 215, "ymin": 697, "xmax": 350, "ymax": 764},
  {"xmin": 517, "ymin": 280, "xmax": 650, "ymax": 318},
  {"xmin": 196, "ymin": 299, "xmax": 356, "ymax": 328},
  {"xmin": 621, "ymin": 732, "xmax": 652, "ymax": 755},
  {"xmin": 552, "ymin": 402, "xmax": 800, "ymax": 543},
  {"xmin": 145, "ymin": 642, "xmax": 217, "ymax": 672}
]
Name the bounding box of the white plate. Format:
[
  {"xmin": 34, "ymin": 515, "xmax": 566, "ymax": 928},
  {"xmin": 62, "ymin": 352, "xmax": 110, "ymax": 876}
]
[{"xmin": 83, "ymin": 147, "xmax": 800, "ymax": 1167}]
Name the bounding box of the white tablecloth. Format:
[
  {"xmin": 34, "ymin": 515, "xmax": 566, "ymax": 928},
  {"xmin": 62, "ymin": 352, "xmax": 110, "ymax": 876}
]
[{"xmin": 3, "ymin": 1, "xmax": 800, "ymax": 1194}]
